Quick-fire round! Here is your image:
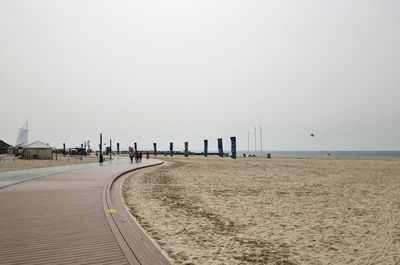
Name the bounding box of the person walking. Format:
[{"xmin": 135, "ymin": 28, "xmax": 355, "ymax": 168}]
[
  {"xmin": 135, "ymin": 150, "xmax": 139, "ymax": 163},
  {"xmin": 129, "ymin": 148, "xmax": 134, "ymax": 163}
]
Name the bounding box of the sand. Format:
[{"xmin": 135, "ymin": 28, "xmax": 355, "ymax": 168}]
[
  {"xmin": 122, "ymin": 156, "xmax": 400, "ymax": 265},
  {"xmin": 0, "ymin": 154, "xmax": 100, "ymax": 172}
]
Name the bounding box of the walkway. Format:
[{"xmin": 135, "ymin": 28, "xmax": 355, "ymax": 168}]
[
  {"xmin": 0, "ymin": 159, "xmax": 171, "ymax": 265},
  {"xmin": 0, "ymin": 157, "xmax": 131, "ymax": 189}
]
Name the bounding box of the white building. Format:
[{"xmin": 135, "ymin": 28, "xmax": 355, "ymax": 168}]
[
  {"xmin": 22, "ymin": 141, "xmax": 52, "ymax": 160},
  {"xmin": 16, "ymin": 122, "xmax": 29, "ymax": 146}
]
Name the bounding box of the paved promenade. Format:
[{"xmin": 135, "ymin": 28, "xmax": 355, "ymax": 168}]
[
  {"xmin": 0, "ymin": 157, "xmax": 131, "ymax": 189},
  {"xmin": 0, "ymin": 159, "xmax": 171, "ymax": 265}
]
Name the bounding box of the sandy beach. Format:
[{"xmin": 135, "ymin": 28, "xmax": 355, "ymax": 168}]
[
  {"xmin": 122, "ymin": 156, "xmax": 400, "ymax": 265},
  {"xmin": 0, "ymin": 154, "xmax": 101, "ymax": 172}
]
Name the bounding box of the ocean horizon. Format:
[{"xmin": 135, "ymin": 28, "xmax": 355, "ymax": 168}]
[
  {"xmin": 236, "ymin": 150, "xmax": 400, "ymax": 158},
  {"xmin": 144, "ymin": 150, "xmax": 400, "ymax": 158}
]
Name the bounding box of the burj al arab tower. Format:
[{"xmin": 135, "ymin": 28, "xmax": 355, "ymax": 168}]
[{"xmin": 16, "ymin": 122, "xmax": 28, "ymax": 146}]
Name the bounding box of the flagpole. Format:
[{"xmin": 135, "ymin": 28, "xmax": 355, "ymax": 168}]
[
  {"xmin": 247, "ymin": 131, "xmax": 250, "ymax": 155},
  {"xmin": 260, "ymin": 125, "xmax": 263, "ymax": 156},
  {"xmin": 254, "ymin": 127, "xmax": 257, "ymax": 156}
]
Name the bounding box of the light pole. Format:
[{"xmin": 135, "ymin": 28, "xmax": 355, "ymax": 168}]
[
  {"xmin": 260, "ymin": 125, "xmax": 263, "ymax": 156},
  {"xmin": 99, "ymin": 133, "xmax": 103, "ymax": 163},
  {"xmin": 109, "ymin": 139, "xmax": 112, "ymax": 160},
  {"xmin": 254, "ymin": 127, "xmax": 257, "ymax": 156},
  {"xmin": 247, "ymin": 131, "xmax": 250, "ymax": 155}
]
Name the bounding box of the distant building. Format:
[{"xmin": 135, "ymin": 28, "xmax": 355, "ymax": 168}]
[
  {"xmin": 16, "ymin": 122, "xmax": 29, "ymax": 146},
  {"xmin": 0, "ymin": 140, "xmax": 14, "ymax": 154},
  {"xmin": 22, "ymin": 141, "xmax": 53, "ymax": 160}
]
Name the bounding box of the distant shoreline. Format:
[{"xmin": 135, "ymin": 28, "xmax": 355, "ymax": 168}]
[{"xmin": 149, "ymin": 150, "xmax": 400, "ymax": 158}]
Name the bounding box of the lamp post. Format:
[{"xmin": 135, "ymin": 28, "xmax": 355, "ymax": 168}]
[
  {"xmin": 109, "ymin": 139, "xmax": 112, "ymax": 160},
  {"xmin": 247, "ymin": 131, "xmax": 250, "ymax": 155},
  {"xmin": 260, "ymin": 125, "xmax": 263, "ymax": 156},
  {"xmin": 99, "ymin": 133, "xmax": 104, "ymax": 163},
  {"xmin": 254, "ymin": 127, "xmax": 257, "ymax": 156}
]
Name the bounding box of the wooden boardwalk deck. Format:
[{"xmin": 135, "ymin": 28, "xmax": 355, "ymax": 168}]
[{"xmin": 0, "ymin": 159, "xmax": 171, "ymax": 265}]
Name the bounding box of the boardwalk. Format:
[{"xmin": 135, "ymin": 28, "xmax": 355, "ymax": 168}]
[
  {"xmin": 0, "ymin": 157, "xmax": 132, "ymax": 188},
  {"xmin": 0, "ymin": 159, "xmax": 171, "ymax": 265}
]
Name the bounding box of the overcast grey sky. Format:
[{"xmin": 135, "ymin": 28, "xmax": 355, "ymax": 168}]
[{"xmin": 1, "ymin": 0, "xmax": 399, "ymax": 151}]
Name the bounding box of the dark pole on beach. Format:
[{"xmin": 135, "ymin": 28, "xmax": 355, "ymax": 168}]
[
  {"xmin": 134, "ymin": 142, "xmax": 137, "ymax": 152},
  {"xmin": 204, "ymin": 139, "xmax": 208, "ymax": 157},
  {"xmin": 230, "ymin": 136, "xmax": 237, "ymax": 159},
  {"xmin": 184, "ymin": 142, "xmax": 189, "ymax": 157},
  {"xmin": 99, "ymin": 133, "xmax": 103, "ymax": 163},
  {"xmin": 63, "ymin": 143, "xmax": 66, "ymax": 155},
  {"xmin": 109, "ymin": 139, "xmax": 112, "ymax": 160},
  {"xmin": 218, "ymin": 138, "xmax": 223, "ymax": 157},
  {"xmin": 117, "ymin": 143, "xmax": 120, "ymax": 155},
  {"xmin": 170, "ymin": 142, "xmax": 173, "ymax": 156},
  {"xmin": 153, "ymin": 143, "xmax": 157, "ymax": 156}
]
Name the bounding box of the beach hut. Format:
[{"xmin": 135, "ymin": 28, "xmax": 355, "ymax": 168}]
[
  {"xmin": 0, "ymin": 140, "xmax": 13, "ymax": 154},
  {"xmin": 22, "ymin": 141, "xmax": 53, "ymax": 160}
]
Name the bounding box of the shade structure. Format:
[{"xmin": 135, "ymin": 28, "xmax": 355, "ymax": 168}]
[{"xmin": 22, "ymin": 141, "xmax": 52, "ymax": 159}]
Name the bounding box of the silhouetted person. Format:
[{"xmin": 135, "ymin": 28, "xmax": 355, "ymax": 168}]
[
  {"xmin": 129, "ymin": 151, "xmax": 134, "ymax": 163},
  {"xmin": 135, "ymin": 151, "xmax": 139, "ymax": 163}
]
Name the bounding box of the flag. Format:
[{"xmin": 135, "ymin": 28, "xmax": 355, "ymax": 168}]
[
  {"xmin": 184, "ymin": 142, "xmax": 189, "ymax": 157},
  {"xmin": 218, "ymin": 138, "xmax": 223, "ymax": 157},
  {"xmin": 153, "ymin": 143, "xmax": 157, "ymax": 156},
  {"xmin": 230, "ymin": 136, "xmax": 237, "ymax": 159}
]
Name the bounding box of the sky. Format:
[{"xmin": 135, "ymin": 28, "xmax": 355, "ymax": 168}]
[{"xmin": 1, "ymin": 0, "xmax": 399, "ymax": 152}]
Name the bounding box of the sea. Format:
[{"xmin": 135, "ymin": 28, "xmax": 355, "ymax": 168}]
[{"xmin": 236, "ymin": 151, "xmax": 400, "ymax": 158}]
